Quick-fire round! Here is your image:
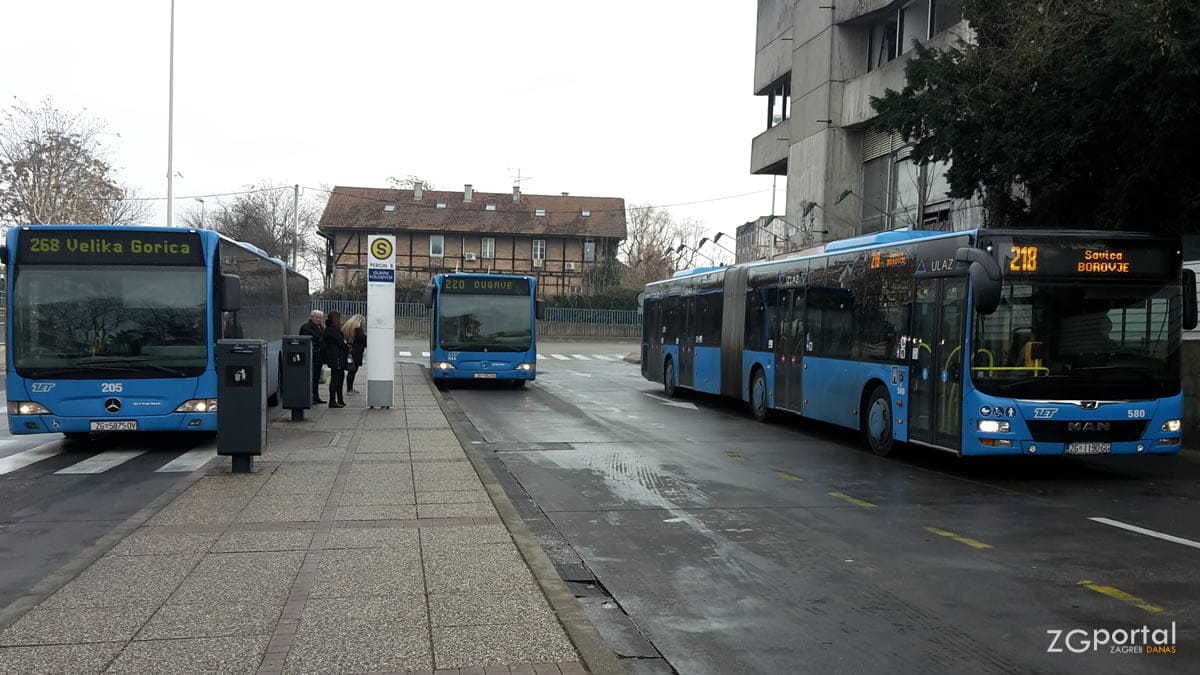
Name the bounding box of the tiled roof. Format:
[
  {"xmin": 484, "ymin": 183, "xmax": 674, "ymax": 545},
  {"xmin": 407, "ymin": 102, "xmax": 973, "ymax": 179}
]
[{"xmin": 317, "ymin": 186, "xmax": 627, "ymax": 239}]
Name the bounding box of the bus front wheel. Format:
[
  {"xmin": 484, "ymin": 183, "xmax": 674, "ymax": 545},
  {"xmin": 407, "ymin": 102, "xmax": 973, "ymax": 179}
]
[
  {"xmin": 750, "ymin": 368, "xmax": 770, "ymax": 422},
  {"xmin": 663, "ymin": 359, "xmax": 677, "ymax": 398},
  {"xmin": 862, "ymin": 385, "xmax": 895, "ymax": 457}
]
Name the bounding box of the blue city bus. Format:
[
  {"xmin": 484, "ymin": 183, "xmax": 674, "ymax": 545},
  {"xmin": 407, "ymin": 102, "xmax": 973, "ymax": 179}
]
[
  {"xmin": 641, "ymin": 229, "xmax": 1198, "ymax": 457},
  {"xmin": 1, "ymin": 224, "xmax": 309, "ymax": 437},
  {"xmin": 422, "ymin": 273, "xmax": 542, "ymax": 388}
]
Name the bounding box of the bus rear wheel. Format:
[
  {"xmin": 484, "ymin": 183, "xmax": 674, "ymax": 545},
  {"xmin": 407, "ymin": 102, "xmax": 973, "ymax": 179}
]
[
  {"xmin": 750, "ymin": 368, "xmax": 770, "ymax": 422},
  {"xmin": 663, "ymin": 359, "xmax": 677, "ymax": 398},
  {"xmin": 511, "ymin": 380, "xmax": 527, "ymax": 388},
  {"xmin": 862, "ymin": 385, "xmax": 895, "ymax": 457}
]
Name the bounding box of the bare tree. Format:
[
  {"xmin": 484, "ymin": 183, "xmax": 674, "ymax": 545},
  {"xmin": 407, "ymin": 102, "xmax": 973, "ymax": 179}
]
[
  {"xmin": 618, "ymin": 203, "xmax": 707, "ymax": 287},
  {"xmin": 0, "ymin": 97, "xmax": 144, "ymax": 228},
  {"xmin": 387, "ymin": 175, "xmax": 436, "ymax": 190},
  {"xmin": 97, "ymin": 185, "xmax": 154, "ymax": 225}
]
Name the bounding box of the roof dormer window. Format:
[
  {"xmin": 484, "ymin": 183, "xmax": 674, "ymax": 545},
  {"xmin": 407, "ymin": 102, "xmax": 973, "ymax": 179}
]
[
  {"xmin": 436, "ymin": 202, "xmax": 447, "ymax": 209},
  {"xmin": 581, "ymin": 209, "xmax": 591, "ymax": 217},
  {"xmin": 535, "ymin": 208, "xmax": 546, "ymax": 217},
  {"xmin": 485, "ymin": 204, "xmax": 497, "ymax": 211},
  {"xmin": 383, "ymin": 204, "xmax": 396, "ymax": 212}
]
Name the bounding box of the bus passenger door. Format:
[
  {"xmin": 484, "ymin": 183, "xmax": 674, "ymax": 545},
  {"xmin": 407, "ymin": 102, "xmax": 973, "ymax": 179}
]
[
  {"xmin": 680, "ymin": 295, "xmax": 696, "ymax": 388},
  {"xmin": 907, "ymin": 278, "xmax": 967, "ymax": 450},
  {"xmin": 779, "ymin": 288, "xmax": 805, "ymax": 412}
]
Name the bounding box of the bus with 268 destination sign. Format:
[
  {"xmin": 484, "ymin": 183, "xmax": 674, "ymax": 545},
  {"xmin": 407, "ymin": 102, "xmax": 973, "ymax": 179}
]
[
  {"xmin": 422, "ymin": 273, "xmax": 543, "ymax": 388},
  {"xmin": 2, "ymin": 224, "xmax": 309, "ymax": 438},
  {"xmin": 641, "ymin": 228, "xmax": 1197, "ymax": 457}
]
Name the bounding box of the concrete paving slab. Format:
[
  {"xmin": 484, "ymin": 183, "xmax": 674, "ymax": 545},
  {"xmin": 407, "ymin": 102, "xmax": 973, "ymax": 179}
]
[
  {"xmin": 210, "ymin": 529, "xmax": 315, "ymax": 553},
  {"xmin": 258, "ymin": 473, "xmax": 337, "ymax": 496},
  {"xmin": 108, "ymin": 530, "xmax": 220, "ymax": 556},
  {"xmin": 105, "ymin": 634, "xmax": 269, "ymax": 674},
  {"xmin": 275, "ymin": 449, "xmax": 342, "ymax": 462},
  {"xmin": 167, "ymin": 551, "xmax": 305, "ymax": 605},
  {"xmin": 419, "ymin": 525, "xmax": 515, "ymax": 548},
  {"xmin": 259, "ymin": 428, "xmax": 339, "ymax": 450},
  {"xmin": 0, "ymin": 642, "xmax": 124, "ymax": 674},
  {"xmin": 410, "ymin": 447, "xmax": 471, "ymax": 460},
  {"xmin": 418, "ymin": 502, "xmax": 498, "ymax": 519},
  {"xmin": 417, "ymin": 478, "xmax": 487, "ymax": 493},
  {"xmin": 235, "ymin": 495, "xmax": 326, "ymax": 523},
  {"xmin": 344, "ymin": 475, "xmax": 414, "ymax": 494},
  {"xmin": 424, "ymin": 557, "xmax": 537, "ymax": 595},
  {"xmin": 417, "ymin": 490, "xmax": 491, "ymax": 504},
  {"xmin": 309, "ymin": 548, "xmax": 423, "ymax": 598},
  {"xmin": 351, "ymin": 453, "xmax": 413, "ymax": 462},
  {"xmin": 315, "ymin": 416, "xmax": 360, "ymax": 431},
  {"xmin": 185, "ymin": 474, "xmax": 271, "ymax": 496},
  {"xmin": 364, "ymin": 412, "xmax": 409, "ymax": 429},
  {"xmin": 0, "ymin": 604, "xmax": 157, "ymax": 645},
  {"xmin": 432, "ymin": 623, "xmax": 578, "ymax": 670},
  {"xmin": 338, "ymin": 491, "xmax": 415, "ymax": 507},
  {"xmin": 348, "ymin": 462, "xmax": 413, "ymax": 475},
  {"xmin": 414, "ymin": 464, "xmax": 482, "ymax": 481},
  {"xmin": 326, "ymin": 527, "xmax": 420, "ymax": 550},
  {"xmin": 408, "ymin": 430, "xmax": 460, "ymax": 444},
  {"xmin": 40, "ymin": 554, "xmax": 200, "ymax": 609},
  {"xmin": 137, "ymin": 601, "xmax": 282, "ymax": 640},
  {"xmin": 356, "ymin": 434, "xmax": 411, "ymax": 453},
  {"xmin": 284, "ymin": 626, "xmax": 431, "ymax": 673},
  {"xmin": 148, "ymin": 496, "xmax": 252, "ymax": 527},
  {"xmin": 428, "ymin": 591, "xmax": 558, "ymax": 628},
  {"xmin": 334, "ymin": 504, "xmax": 418, "ymax": 520},
  {"xmin": 297, "ymin": 595, "xmax": 426, "ymax": 632}
]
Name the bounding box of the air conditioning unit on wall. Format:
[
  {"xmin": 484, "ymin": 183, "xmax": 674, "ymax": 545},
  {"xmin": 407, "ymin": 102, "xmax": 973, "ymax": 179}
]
[
  {"xmin": 464, "ymin": 253, "xmax": 477, "ymax": 261},
  {"xmin": 564, "ymin": 262, "xmax": 577, "ymax": 271}
]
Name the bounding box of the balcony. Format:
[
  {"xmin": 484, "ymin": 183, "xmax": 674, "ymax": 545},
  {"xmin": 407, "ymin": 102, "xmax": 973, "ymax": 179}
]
[{"xmin": 750, "ymin": 123, "xmax": 789, "ymax": 175}]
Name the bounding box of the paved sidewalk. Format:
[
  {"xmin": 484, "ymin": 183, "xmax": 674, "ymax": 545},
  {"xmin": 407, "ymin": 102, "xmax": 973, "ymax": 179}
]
[{"xmin": 0, "ymin": 363, "xmax": 616, "ymax": 674}]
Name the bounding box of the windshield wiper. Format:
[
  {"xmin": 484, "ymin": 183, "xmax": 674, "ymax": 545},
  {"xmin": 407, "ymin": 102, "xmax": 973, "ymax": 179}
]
[
  {"xmin": 995, "ymin": 375, "xmax": 1067, "ymax": 392},
  {"xmin": 68, "ymin": 357, "xmax": 187, "ymax": 377},
  {"xmin": 28, "ymin": 365, "xmax": 144, "ymax": 378}
]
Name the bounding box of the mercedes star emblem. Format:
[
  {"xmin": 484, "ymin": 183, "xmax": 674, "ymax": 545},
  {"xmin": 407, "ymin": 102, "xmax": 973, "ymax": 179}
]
[{"xmin": 104, "ymin": 398, "xmax": 122, "ymax": 414}]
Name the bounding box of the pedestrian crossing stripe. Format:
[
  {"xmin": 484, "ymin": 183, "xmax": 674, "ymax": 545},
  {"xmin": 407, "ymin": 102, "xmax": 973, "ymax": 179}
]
[
  {"xmin": 570, "ymin": 354, "xmax": 590, "ymax": 360},
  {"xmin": 54, "ymin": 450, "xmax": 146, "ymax": 474},
  {"xmin": 155, "ymin": 447, "xmax": 218, "ymax": 473},
  {"xmin": 550, "ymin": 354, "xmax": 570, "ymax": 360},
  {"xmin": 0, "ymin": 445, "xmax": 220, "ymax": 476},
  {"xmin": 397, "ymin": 351, "xmax": 412, "ymax": 356}
]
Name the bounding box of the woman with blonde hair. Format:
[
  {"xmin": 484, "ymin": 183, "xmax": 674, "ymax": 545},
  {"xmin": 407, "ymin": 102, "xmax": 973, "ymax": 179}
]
[{"xmin": 343, "ymin": 314, "xmax": 368, "ymax": 393}]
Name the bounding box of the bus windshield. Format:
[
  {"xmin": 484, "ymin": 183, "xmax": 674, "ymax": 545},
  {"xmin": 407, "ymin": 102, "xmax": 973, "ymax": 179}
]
[
  {"xmin": 11, "ymin": 266, "xmax": 209, "ymax": 379},
  {"xmin": 438, "ymin": 294, "xmax": 532, "ymax": 352},
  {"xmin": 971, "ymin": 279, "xmax": 1180, "ymax": 400}
]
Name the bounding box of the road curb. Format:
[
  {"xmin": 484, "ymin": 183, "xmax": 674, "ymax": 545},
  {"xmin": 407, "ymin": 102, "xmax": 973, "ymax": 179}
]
[
  {"xmin": 0, "ymin": 444, "xmax": 214, "ymax": 633},
  {"xmin": 426, "ymin": 369, "xmax": 624, "ymax": 675}
]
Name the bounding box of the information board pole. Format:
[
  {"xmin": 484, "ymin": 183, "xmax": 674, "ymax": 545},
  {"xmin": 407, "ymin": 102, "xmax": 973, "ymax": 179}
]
[{"xmin": 366, "ymin": 235, "xmax": 396, "ymax": 408}]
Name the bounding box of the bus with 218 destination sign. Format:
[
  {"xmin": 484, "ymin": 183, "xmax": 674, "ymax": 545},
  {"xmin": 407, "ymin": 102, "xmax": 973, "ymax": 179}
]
[
  {"xmin": 641, "ymin": 228, "xmax": 1197, "ymax": 457},
  {"xmin": 2, "ymin": 224, "xmax": 309, "ymax": 437},
  {"xmin": 422, "ymin": 273, "xmax": 543, "ymax": 388}
]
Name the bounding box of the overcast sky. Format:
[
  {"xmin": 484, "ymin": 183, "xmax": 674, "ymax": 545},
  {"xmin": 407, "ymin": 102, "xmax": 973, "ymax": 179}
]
[{"xmin": 1, "ymin": 1, "xmax": 782, "ymax": 250}]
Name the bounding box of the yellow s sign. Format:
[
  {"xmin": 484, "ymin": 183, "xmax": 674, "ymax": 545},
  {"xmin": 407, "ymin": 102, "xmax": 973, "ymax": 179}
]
[{"xmin": 370, "ymin": 238, "xmax": 394, "ymax": 260}]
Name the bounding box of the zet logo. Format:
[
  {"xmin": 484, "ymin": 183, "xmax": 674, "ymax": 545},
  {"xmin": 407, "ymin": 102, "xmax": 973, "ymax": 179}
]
[
  {"xmin": 31, "ymin": 383, "xmax": 56, "ymax": 393},
  {"xmin": 1034, "ymin": 407, "xmax": 1058, "ymax": 419},
  {"xmin": 370, "ymin": 238, "xmax": 394, "ymax": 260}
]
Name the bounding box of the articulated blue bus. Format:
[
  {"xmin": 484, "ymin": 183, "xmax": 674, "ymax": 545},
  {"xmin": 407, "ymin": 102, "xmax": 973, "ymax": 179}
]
[
  {"xmin": 2, "ymin": 225, "xmax": 309, "ymax": 437},
  {"xmin": 641, "ymin": 229, "xmax": 1197, "ymax": 457},
  {"xmin": 422, "ymin": 273, "xmax": 542, "ymax": 388}
]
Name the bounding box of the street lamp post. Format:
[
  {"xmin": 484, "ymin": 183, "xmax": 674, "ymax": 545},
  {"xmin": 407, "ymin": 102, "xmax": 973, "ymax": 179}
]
[
  {"xmin": 166, "ymin": 0, "xmax": 176, "ymax": 228},
  {"xmin": 195, "ymin": 198, "xmax": 205, "ymax": 228}
]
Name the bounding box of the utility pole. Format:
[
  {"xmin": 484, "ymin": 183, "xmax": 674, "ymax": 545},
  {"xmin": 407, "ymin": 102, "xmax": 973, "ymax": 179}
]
[
  {"xmin": 292, "ymin": 184, "xmax": 300, "ymax": 268},
  {"xmin": 166, "ymin": 0, "xmax": 176, "ymax": 227}
]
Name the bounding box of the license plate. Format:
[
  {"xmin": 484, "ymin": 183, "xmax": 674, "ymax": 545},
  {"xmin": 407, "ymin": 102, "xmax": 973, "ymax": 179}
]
[
  {"xmin": 473, "ymin": 373, "xmax": 497, "ymax": 379},
  {"xmin": 90, "ymin": 420, "xmax": 138, "ymax": 431},
  {"xmin": 1067, "ymin": 441, "xmax": 1111, "ymax": 455}
]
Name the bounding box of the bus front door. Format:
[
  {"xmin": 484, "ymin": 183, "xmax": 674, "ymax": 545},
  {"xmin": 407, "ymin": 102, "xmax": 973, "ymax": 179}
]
[
  {"xmin": 907, "ymin": 277, "xmax": 967, "ymax": 450},
  {"xmin": 680, "ymin": 295, "xmax": 695, "ymax": 388},
  {"xmin": 776, "ymin": 288, "xmax": 804, "ymax": 412}
]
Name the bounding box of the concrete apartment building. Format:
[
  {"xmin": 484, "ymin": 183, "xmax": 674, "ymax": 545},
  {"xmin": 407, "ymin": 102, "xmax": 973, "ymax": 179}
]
[
  {"xmin": 316, "ymin": 184, "xmax": 627, "ymax": 297},
  {"xmin": 746, "ymin": 0, "xmax": 981, "ymax": 261}
]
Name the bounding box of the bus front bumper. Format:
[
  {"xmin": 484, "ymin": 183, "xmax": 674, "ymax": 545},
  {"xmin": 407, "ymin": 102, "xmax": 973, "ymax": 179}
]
[
  {"xmin": 7, "ymin": 412, "xmax": 216, "ymax": 435},
  {"xmin": 961, "ymin": 437, "xmax": 1181, "ymax": 457}
]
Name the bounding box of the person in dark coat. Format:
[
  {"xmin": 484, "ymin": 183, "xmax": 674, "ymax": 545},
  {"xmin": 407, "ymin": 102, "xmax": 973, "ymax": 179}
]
[
  {"xmin": 298, "ymin": 309, "xmax": 326, "ymax": 403},
  {"xmin": 323, "ymin": 311, "xmax": 350, "ymax": 408},
  {"xmin": 343, "ymin": 313, "xmax": 367, "ymax": 393}
]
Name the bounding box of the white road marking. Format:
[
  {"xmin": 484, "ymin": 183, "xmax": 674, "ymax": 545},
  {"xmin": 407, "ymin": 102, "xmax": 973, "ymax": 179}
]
[
  {"xmin": 397, "ymin": 351, "xmax": 412, "ymax": 357},
  {"xmin": 570, "ymin": 354, "xmax": 591, "ymax": 360},
  {"xmin": 421, "ymin": 351, "xmax": 430, "ymax": 357},
  {"xmin": 55, "ymin": 450, "xmax": 146, "ymax": 474},
  {"xmin": 564, "ymin": 370, "xmax": 593, "ymax": 378},
  {"xmin": 642, "ymin": 393, "xmax": 699, "ymax": 410},
  {"xmin": 156, "ymin": 447, "xmax": 217, "ymax": 473},
  {"xmin": 1089, "ymin": 517, "xmax": 1200, "ymax": 551},
  {"xmin": 550, "ymin": 354, "xmax": 570, "ymax": 360},
  {"xmin": 591, "ymin": 355, "xmax": 612, "ymax": 360},
  {"xmin": 537, "ymin": 354, "xmax": 547, "ymax": 360},
  {"xmin": 0, "ymin": 443, "xmax": 61, "ymax": 475}
]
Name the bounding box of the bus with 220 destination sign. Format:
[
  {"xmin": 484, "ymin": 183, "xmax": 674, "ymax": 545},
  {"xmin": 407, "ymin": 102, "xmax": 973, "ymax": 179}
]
[
  {"xmin": 641, "ymin": 229, "xmax": 1197, "ymax": 457},
  {"xmin": 2, "ymin": 224, "xmax": 309, "ymax": 437},
  {"xmin": 422, "ymin": 273, "xmax": 543, "ymax": 388}
]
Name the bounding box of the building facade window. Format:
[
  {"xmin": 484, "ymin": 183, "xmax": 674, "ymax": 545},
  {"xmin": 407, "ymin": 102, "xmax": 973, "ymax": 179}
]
[
  {"xmin": 860, "ymin": 151, "xmax": 957, "ymax": 233},
  {"xmin": 767, "ymin": 77, "xmax": 790, "ymax": 128},
  {"xmin": 584, "ymin": 239, "xmax": 596, "ymax": 262},
  {"xmin": 931, "ymin": 0, "xmax": 963, "ymax": 35},
  {"xmin": 867, "ymin": 0, "xmax": 957, "ymax": 72},
  {"xmin": 481, "ymin": 237, "xmax": 496, "ymax": 259},
  {"xmin": 430, "ymin": 234, "xmax": 444, "ymax": 257},
  {"xmin": 532, "ymin": 239, "xmax": 546, "ymax": 262}
]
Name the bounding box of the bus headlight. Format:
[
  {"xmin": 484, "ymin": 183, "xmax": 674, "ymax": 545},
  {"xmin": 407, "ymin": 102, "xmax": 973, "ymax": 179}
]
[
  {"xmin": 978, "ymin": 420, "xmax": 1010, "ymax": 433},
  {"xmin": 1162, "ymin": 419, "xmax": 1182, "ymax": 432},
  {"xmin": 432, "ymin": 362, "xmax": 455, "ymax": 370},
  {"xmin": 515, "ymin": 363, "xmax": 535, "ymax": 371},
  {"xmin": 175, "ymin": 399, "xmax": 218, "ymax": 413},
  {"xmin": 9, "ymin": 401, "xmax": 52, "ymax": 415}
]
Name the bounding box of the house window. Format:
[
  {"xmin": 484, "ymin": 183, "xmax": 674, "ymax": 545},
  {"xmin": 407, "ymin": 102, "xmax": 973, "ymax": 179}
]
[
  {"xmin": 485, "ymin": 203, "xmax": 497, "ymax": 211},
  {"xmin": 931, "ymin": 0, "xmax": 963, "ymax": 35},
  {"xmin": 581, "ymin": 209, "xmax": 591, "ymax": 217},
  {"xmin": 482, "ymin": 237, "xmax": 496, "ymax": 259},
  {"xmin": 430, "ymin": 234, "xmax": 444, "ymax": 257},
  {"xmin": 584, "ymin": 239, "xmax": 596, "ymax": 262},
  {"xmin": 867, "ymin": 14, "xmax": 899, "ymax": 71},
  {"xmin": 436, "ymin": 202, "xmax": 447, "ymax": 209},
  {"xmin": 861, "ymin": 152, "xmax": 956, "ymax": 234},
  {"xmin": 383, "ymin": 204, "xmax": 396, "ymax": 212},
  {"xmin": 861, "ymin": 156, "xmax": 891, "ymax": 234},
  {"xmin": 766, "ymin": 76, "xmax": 790, "ymax": 128},
  {"xmin": 532, "ymin": 239, "xmax": 546, "ymax": 262},
  {"xmin": 535, "ymin": 208, "xmax": 546, "ymax": 217},
  {"xmin": 900, "ymin": 1, "xmax": 930, "ymax": 54}
]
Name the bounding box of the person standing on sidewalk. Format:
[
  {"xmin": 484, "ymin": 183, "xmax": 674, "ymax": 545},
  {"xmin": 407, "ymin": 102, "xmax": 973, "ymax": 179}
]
[
  {"xmin": 299, "ymin": 309, "xmax": 326, "ymax": 404},
  {"xmin": 323, "ymin": 311, "xmax": 350, "ymax": 408},
  {"xmin": 343, "ymin": 313, "xmax": 368, "ymax": 393}
]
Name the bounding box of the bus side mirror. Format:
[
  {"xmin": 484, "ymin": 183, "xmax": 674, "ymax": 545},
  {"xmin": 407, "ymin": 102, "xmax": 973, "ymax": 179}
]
[
  {"xmin": 421, "ymin": 285, "xmax": 434, "ymax": 308},
  {"xmin": 955, "ymin": 247, "xmax": 1001, "ymax": 316},
  {"xmin": 1183, "ymin": 268, "xmax": 1198, "ymax": 330},
  {"xmin": 221, "ymin": 274, "xmax": 242, "ymax": 312},
  {"xmin": 536, "ymin": 300, "xmax": 545, "ymax": 320}
]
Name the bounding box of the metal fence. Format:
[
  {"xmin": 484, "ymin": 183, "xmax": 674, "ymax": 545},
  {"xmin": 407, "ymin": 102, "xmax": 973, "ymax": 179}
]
[{"xmin": 309, "ymin": 300, "xmax": 640, "ymax": 339}]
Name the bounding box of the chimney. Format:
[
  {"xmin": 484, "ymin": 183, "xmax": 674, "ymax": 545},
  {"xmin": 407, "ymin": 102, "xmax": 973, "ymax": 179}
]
[
  {"xmin": 413, "ymin": 182, "xmax": 423, "ymax": 200},
  {"xmin": 512, "ymin": 186, "xmax": 521, "ymax": 204},
  {"xmin": 561, "ymin": 192, "xmax": 569, "ymax": 197},
  {"xmin": 464, "ymin": 184, "xmax": 473, "ymax": 203}
]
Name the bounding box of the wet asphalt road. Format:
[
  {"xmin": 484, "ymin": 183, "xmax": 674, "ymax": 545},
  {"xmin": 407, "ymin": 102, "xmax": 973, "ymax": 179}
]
[{"xmin": 432, "ymin": 340, "xmax": 1200, "ymax": 674}]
